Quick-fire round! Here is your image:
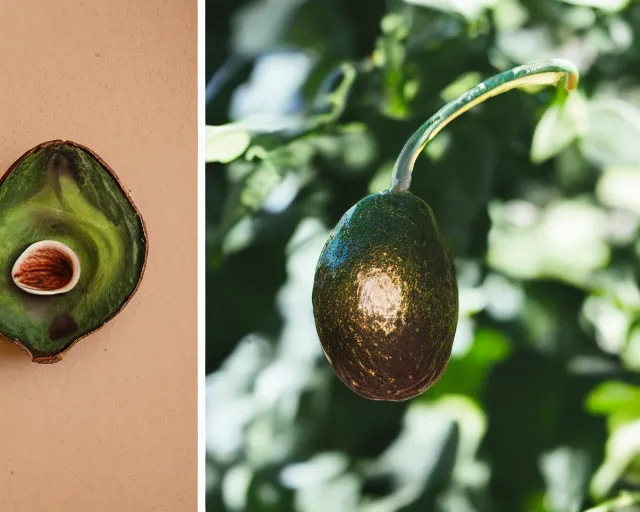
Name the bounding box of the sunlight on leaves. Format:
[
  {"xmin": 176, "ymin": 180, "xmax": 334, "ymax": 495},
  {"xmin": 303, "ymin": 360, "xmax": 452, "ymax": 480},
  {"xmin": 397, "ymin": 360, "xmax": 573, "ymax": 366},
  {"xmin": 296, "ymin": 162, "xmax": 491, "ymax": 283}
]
[
  {"xmin": 584, "ymin": 492, "xmax": 640, "ymax": 512},
  {"xmin": 623, "ymin": 327, "xmax": 640, "ymax": 371},
  {"xmin": 280, "ymin": 453, "xmax": 359, "ymax": 512},
  {"xmin": 427, "ymin": 328, "xmax": 512, "ymax": 400},
  {"xmin": 229, "ymin": 51, "xmax": 313, "ymax": 132},
  {"xmin": 488, "ymin": 200, "xmax": 610, "ymax": 286},
  {"xmin": 492, "ymin": 0, "xmax": 528, "ymax": 31},
  {"xmin": 405, "ymin": 0, "xmax": 497, "ymax": 20},
  {"xmin": 596, "ymin": 165, "xmax": 640, "ymax": 216},
  {"xmin": 590, "ymin": 419, "xmax": 640, "ymax": 499},
  {"xmin": 240, "ymin": 162, "xmax": 283, "ymax": 212},
  {"xmin": 586, "ymin": 381, "xmax": 640, "ymax": 501},
  {"xmin": 223, "ymin": 464, "xmax": 253, "ymax": 511},
  {"xmin": 586, "ymin": 382, "xmax": 640, "ymax": 428},
  {"xmin": 583, "ymin": 296, "xmax": 631, "ymax": 356},
  {"xmin": 373, "ymin": 13, "xmax": 413, "ymax": 119},
  {"xmin": 496, "ymin": 26, "xmax": 599, "ymax": 72},
  {"xmin": 540, "ymin": 446, "xmax": 590, "ymax": 512},
  {"xmin": 360, "ymin": 398, "xmax": 481, "ymax": 512},
  {"xmin": 293, "ymin": 473, "xmax": 361, "ymax": 512},
  {"xmin": 441, "ymin": 72, "xmax": 483, "ymax": 103},
  {"xmin": 231, "ymin": 0, "xmax": 307, "ymax": 56},
  {"xmin": 222, "ymin": 217, "xmax": 256, "ymax": 255},
  {"xmin": 583, "ymin": 272, "xmax": 640, "ymax": 358},
  {"xmin": 580, "ymin": 98, "xmax": 640, "ymax": 167},
  {"xmin": 368, "ymin": 162, "xmax": 395, "ymax": 194},
  {"xmin": 206, "ymin": 125, "xmax": 251, "ymax": 164},
  {"xmin": 205, "ymin": 335, "xmax": 273, "ymax": 462},
  {"xmin": 531, "ymin": 91, "xmax": 588, "ymax": 164},
  {"xmin": 558, "ymin": 0, "xmax": 629, "ymax": 12}
]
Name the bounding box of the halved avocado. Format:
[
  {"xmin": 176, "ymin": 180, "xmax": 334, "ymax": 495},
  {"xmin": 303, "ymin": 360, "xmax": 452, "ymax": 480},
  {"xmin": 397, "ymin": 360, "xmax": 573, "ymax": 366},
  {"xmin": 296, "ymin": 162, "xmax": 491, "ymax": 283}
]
[
  {"xmin": 312, "ymin": 191, "xmax": 458, "ymax": 401},
  {"xmin": 0, "ymin": 140, "xmax": 147, "ymax": 363}
]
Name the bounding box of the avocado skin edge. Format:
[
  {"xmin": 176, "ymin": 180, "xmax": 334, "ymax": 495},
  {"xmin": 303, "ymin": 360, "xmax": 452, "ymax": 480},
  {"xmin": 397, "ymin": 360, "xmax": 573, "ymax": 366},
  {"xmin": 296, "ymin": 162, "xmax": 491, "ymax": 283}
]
[
  {"xmin": 312, "ymin": 191, "xmax": 458, "ymax": 401},
  {"xmin": 0, "ymin": 140, "xmax": 148, "ymax": 364}
]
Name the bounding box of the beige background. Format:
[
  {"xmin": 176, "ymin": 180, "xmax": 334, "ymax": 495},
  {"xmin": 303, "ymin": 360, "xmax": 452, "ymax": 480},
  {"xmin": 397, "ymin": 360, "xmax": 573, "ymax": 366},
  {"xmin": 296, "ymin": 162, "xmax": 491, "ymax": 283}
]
[{"xmin": 0, "ymin": 1, "xmax": 197, "ymax": 511}]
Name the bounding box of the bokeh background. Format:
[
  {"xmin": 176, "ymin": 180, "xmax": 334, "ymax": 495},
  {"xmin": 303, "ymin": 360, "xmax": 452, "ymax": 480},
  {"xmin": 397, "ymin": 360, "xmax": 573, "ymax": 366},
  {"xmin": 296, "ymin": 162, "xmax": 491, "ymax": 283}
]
[{"xmin": 206, "ymin": 1, "xmax": 640, "ymax": 510}]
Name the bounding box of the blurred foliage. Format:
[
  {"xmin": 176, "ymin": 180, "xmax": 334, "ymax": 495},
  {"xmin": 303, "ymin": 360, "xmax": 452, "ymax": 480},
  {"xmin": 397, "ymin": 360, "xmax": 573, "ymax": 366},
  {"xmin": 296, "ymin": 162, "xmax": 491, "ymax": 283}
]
[{"xmin": 206, "ymin": 0, "xmax": 640, "ymax": 510}]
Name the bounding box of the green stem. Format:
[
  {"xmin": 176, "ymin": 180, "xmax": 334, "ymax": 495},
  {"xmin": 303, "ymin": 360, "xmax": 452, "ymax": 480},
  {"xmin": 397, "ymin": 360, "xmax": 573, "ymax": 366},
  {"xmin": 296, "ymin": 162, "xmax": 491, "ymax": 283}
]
[
  {"xmin": 390, "ymin": 59, "xmax": 579, "ymax": 192},
  {"xmin": 583, "ymin": 492, "xmax": 640, "ymax": 512}
]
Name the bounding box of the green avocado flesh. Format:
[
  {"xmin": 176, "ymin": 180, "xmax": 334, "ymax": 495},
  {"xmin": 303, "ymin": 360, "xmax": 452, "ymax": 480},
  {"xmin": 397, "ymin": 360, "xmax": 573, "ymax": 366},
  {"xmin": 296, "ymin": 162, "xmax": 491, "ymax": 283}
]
[
  {"xmin": 312, "ymin": 191, "xmax": 458, "ymax": 401},
  {"xmin": 0, "ymin": 141, "xmax": 146, "ymax": 361}
]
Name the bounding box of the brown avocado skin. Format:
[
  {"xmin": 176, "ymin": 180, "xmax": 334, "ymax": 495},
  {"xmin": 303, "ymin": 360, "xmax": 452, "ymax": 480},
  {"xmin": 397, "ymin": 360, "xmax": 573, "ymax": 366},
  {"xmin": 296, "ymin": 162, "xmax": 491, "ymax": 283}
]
[{"xmin": 312, "ymin": 191, "xmax": 458, "ymax": 401}]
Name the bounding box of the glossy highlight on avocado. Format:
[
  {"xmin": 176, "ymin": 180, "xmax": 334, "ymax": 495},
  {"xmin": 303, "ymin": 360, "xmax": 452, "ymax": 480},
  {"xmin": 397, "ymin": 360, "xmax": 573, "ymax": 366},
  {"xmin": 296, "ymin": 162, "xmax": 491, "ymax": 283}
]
[
  {"xmin": 312, "ymin": 191, "xmax": 458, "ymax": 401},
  {"xmin": 0, "ymin": 140, "xmax": 147, "ymax": 363}
]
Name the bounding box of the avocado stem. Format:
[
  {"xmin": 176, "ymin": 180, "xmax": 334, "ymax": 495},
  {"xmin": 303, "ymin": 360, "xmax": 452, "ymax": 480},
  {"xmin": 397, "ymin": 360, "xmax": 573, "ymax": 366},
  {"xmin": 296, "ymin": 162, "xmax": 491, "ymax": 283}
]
[{"xmin": 390, "ymin": 59, "xmax": 579, "ymax": 192}]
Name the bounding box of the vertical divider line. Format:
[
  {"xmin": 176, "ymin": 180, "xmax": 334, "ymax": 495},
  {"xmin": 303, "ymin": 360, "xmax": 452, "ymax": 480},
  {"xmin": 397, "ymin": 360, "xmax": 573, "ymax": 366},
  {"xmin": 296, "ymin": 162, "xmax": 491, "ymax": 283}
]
[{"xmin": 198, "ymin": 0, "xmax": 206, "ymax": 509}]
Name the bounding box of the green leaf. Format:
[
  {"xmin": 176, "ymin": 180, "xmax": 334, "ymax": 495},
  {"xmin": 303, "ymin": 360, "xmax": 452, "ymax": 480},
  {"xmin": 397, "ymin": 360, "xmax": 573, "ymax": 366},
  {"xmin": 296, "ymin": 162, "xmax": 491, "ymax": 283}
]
[
  {"xmin": 539, "ymin": 446, "xmax": 590, "ymax": 512},
  {"xmin": 240, "ymin": 162, "xmax": 283, "ymax": 211},
  {"xmin": 586, "ymin": 382, "xmax": 640, "ymax": 418},
  {"xmin": 580, "ymin": 99, "xmax": 640, "ymax": 167},
  {"xmin": 441, "ymin": 72, "xmax": 483, "ymax": 102},
  {"xmin": 310, "ymin": 64, "xmax": 357, "ymax": 127},
  {"xmin": 583, "ymin": 492, "xmax": 640, "ymax": 512},
  {"xmin": 420, "ymin": 329, "xmax": 512, "ymax": 401},
  {"xmin": 368, "ymin": 162, "xmax": 394, "ymax": 194},
  {"xmin": 372, "ymin": 13, "xmax": 414, "ymax": 120},
  {"xmin": 206, "ymin": 125, "xmax": 251, "ymax": 164},
  {"xmin": 230, "ymin": 0, "xmax": 303, "ymax": 56},
  {"xmin": 591, "ymin": 420, "xmax": 640, "ymax": 499},
  {"xmin": 596, "ymin": 165, "xmax": 640, "ymax": 216},
  {"xmin": 405, "ymin": 0, "xmax": 497, "ymax": 20},
  {"xmin": 531, "ymin": 91, "xmax": 587, "ymax": 164},
  {"xmin": 487, "ymin": 199, "xmax": 610, "ymax": 286},
  {"xmin": 558, "ymin": 0, "xmax": 629, "ymax": 12}
]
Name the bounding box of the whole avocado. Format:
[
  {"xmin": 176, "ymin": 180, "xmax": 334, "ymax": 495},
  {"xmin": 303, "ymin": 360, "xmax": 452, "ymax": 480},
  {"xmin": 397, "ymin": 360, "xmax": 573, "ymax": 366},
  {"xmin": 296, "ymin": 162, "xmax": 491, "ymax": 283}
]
[{"xmin": 312, "ymin": 191, "xmax": 458, "ymax": 401}]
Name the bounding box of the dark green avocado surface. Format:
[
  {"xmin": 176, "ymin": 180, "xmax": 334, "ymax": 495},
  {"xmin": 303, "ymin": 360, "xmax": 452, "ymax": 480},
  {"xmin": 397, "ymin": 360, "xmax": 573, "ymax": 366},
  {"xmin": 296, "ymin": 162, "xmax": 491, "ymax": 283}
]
[{"xmin": 312, "ymin": 191, "xmax": 459, "ymax": 401}]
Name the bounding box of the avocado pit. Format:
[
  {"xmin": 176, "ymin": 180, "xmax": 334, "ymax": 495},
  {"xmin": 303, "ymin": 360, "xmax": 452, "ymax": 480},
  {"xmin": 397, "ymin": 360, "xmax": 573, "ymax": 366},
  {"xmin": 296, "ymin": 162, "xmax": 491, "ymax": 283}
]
[{"xmin": 12, "ymin": 240, "xmax": 81, "ymax": 296}]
